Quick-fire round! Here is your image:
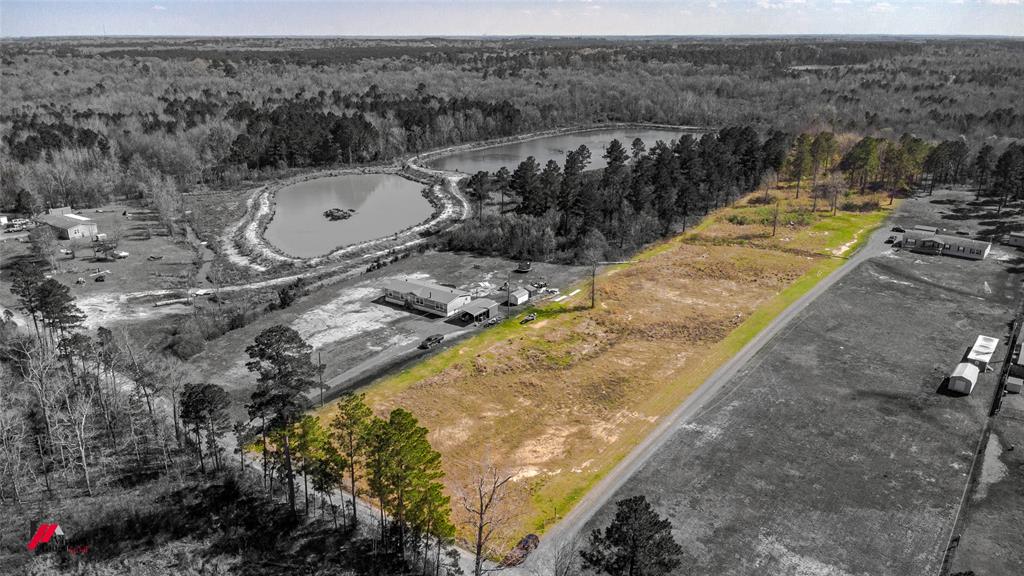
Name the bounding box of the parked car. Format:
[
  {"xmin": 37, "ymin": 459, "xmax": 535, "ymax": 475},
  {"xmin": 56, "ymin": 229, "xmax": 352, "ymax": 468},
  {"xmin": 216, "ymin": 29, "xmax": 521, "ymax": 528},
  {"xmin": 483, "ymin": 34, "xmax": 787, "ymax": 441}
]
[
  {"xmin": 520, "ymin": 313, "xmax": 537, "ymax": 325},
  {"xmin": 113, "ymin": 251, "xmax": 130, "ymax": 259},
  {"xmin": 147, "ymin": 255, "xmax": 164, "ymax": 261},
  {"xmin": 486, "ymin": 316, "xmax": 503, "ymax": 327},
  {"xmin": 891, "ymin": 225, "xmax": 906, "ymax": 233},
  {"xmin": 530, "ymin": 281, "xmax": 548, "ymax": 289},
  {"xmin": 94, "ymin": 275, "xmax": 106, "ymax": 282},
  {"xmin": 884, "ymin": 235, "xmax": 897, "ymax": 244},
  {"xmin": 515, "ymin": 261, "xmax": 532, "ymax": 273},
  {"xmin": 419, "ymin": 334, "xmax": 445, "ymax": 349},
  {"xmin": 499, "ymin": 534, "xmax": 540, "ymax": 567}
]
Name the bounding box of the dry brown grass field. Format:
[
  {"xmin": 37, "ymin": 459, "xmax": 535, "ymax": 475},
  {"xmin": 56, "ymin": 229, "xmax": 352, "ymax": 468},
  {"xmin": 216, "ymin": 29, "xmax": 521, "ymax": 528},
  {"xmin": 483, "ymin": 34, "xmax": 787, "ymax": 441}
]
[{"xmin": 316, "ymin": 184, "xmax": 893, "ymax": 548}]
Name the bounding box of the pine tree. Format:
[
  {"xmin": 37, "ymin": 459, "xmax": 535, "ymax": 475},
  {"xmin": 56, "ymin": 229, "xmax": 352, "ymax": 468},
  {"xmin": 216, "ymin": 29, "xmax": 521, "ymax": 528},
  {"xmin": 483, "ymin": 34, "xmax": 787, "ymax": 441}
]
[
  {"xmin": 329, "ymin": 392, "xmax": 373, "ymax": 528},
  {"xmin": 245, "ymin": 325, "xmax": 317, "ymax": 514},
  {"xmin": 580, "ymin": 495, "xmax": 684, "ymax": 576},
  {"xmin": 787, "ymin": 133, "xmax": 812, "ymax": 198}
]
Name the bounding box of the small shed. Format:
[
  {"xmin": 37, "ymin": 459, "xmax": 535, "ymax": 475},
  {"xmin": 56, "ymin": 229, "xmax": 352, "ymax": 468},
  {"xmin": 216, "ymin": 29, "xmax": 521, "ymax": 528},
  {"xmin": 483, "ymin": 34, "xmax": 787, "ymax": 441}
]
[
  {"xmin": 508, "ymin": 288, "xmax": 530, "ymax": 306},
  {"xmin": 966, "ymin": 335, "xmax": 999, "ymax": 367},
  {"xmin": 1006, "ymin": 232, "xmax": 1024, "ymax": 248},
  {"xmin": 914, "ymin": 224, "xmax": 939, "ymax": 234},
  {"xmin": 948, "ymin": 362, "xmax": 979, "ymax": 395}
]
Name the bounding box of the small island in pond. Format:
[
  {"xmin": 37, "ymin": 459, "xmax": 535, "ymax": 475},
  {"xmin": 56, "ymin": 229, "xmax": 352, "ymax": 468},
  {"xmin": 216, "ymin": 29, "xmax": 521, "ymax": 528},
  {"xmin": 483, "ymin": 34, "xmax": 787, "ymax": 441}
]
[{"xmin": 323, "ymin": 207, "xmax": 357, "ymax": 221}]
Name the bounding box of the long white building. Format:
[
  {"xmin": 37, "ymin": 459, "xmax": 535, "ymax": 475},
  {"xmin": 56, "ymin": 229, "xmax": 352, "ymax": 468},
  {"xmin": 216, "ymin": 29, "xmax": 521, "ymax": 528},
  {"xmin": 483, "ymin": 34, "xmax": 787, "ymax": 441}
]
[{"xmin": 383, "ymin": 278, "xmax": 471, "ymax": 317}]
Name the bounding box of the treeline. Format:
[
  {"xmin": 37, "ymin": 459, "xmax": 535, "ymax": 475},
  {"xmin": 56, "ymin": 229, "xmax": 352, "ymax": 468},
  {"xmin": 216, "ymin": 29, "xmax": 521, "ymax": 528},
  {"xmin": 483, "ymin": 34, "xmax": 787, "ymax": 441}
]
[
  {"xmin": 1, "ymin": 264, "xmax": 181, "ymax": 504},
  {"xmin": 0, "ymin": 266, "xmax": 463, "ymax": 572},
  {"xmin": 443, "ymin": 126, "xmax": 789, "ymax": 262},
  {"xmin": 444, "ymin": 129, "xmax": 1024, "ymax": 264},
  {"xmin": 237, "ymin": 324, "xmax": 459, "ymax": 570},
  {"xmin": 4, "ymin": 38, "xmax": 1024, "ymax": 217}
]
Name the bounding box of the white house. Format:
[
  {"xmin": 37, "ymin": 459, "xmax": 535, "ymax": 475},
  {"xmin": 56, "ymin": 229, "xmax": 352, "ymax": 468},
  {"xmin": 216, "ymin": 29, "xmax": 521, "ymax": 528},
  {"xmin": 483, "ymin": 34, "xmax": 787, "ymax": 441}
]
[{"xmin": 383, "ymin": 279, "xmax": 471, "ymax": 317}]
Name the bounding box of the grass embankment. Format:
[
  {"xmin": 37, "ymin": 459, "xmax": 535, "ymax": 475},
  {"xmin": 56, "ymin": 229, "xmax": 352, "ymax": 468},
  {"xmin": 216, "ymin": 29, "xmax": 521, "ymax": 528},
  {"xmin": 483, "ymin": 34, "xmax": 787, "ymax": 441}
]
[{"xmin": 316, "ymin": 184, "xmax": 894, "ymax": 550}]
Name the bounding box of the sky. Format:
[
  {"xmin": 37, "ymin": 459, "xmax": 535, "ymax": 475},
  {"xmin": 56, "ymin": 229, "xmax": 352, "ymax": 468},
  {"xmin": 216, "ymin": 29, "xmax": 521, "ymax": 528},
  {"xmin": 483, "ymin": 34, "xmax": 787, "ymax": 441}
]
[{"xmin": 1, "ymin": 0, "xmax": 1022, "ymax": 38}]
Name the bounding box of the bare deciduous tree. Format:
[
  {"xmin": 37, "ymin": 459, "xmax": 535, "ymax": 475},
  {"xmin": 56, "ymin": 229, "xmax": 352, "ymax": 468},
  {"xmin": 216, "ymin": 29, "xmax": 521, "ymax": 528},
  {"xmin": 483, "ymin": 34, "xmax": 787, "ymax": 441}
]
[{"xmin": 456, "ymin": 460, "xmax": 520, "ymax": 576}]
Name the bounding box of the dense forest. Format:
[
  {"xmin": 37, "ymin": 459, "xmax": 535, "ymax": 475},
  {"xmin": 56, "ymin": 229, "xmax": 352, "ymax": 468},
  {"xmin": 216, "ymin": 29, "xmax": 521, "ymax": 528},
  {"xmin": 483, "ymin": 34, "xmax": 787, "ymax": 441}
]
[
  {"xmin": 2, "ymin": 37, "xmax": 1024, "ymax": 214},
  {"xmin": 444, "ymin": 127, "xmax": 1024, "ymax": 263}
]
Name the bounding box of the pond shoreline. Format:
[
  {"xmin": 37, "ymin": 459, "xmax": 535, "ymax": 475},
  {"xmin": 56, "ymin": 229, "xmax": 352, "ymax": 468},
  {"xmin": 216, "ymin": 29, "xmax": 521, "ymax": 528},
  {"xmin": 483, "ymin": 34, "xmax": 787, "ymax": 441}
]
[{"xmin": 226, "ymin": 122, "xmax": 708, "ymax": 273}]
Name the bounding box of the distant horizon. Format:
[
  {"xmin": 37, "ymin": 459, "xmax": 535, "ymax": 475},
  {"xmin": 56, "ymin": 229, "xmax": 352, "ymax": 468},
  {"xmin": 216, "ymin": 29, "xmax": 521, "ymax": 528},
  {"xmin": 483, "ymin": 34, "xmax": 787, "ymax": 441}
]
[
  {"xmin": 4, "ymin": 33, "xmax": 1024, "ymax": 40},
  {"xmin": 2, "ymin": 1, "xmax": 1023, "ymax": 39}
]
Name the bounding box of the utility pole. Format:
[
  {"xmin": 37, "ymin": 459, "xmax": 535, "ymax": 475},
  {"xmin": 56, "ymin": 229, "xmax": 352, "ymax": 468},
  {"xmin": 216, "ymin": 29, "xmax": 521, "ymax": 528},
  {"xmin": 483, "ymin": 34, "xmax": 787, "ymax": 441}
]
[
  {"xmin": 591, "ymin": 260, "xmax": 635, "ymax": 309},
  {"xmin": 772, "ymin": 197, "xmax": 780, "ymax": 237},
  {"xmin": 318, "ymin": 351, "xmax": 325, "ymax": 407},
  {"xmin": 506, "ymin": 271, "xmax": 511, "ymax": 320}
]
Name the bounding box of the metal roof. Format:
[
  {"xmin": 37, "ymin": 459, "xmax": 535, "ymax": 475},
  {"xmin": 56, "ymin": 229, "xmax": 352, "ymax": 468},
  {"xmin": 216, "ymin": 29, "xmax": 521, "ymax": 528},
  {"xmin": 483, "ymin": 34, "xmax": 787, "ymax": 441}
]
[
  {"xmin": 903, "ymin": 230, "xmax": 990, "ymax": 251},
  {"xmin": 35, "ymin": 213, "xmax": 96, "ymax": 230},
  {"xmin": 383, "ymin": 278, "xmax": 469, "ymax": 304},
  {"xmin": 951, "ymin": 362, "xmax": 979, "ymax": 383},
  {"xmin": 462, "ymin": 298, "xmax": 499, "ymax": 315},
  {"xmin": 967, "ymin": 335, "xmax": 999, "ymax": 364}
]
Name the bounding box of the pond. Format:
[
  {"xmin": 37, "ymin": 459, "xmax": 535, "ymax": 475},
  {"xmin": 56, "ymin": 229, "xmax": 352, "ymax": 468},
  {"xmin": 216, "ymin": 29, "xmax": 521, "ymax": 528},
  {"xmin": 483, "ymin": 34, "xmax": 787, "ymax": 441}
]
[
  {"xmin": 426, "ymin": 127, "xmax": 702, "ymax": 174},
  {"xmin": 264, "ymin": 174, "xmax": 432, "ymax": 258}
]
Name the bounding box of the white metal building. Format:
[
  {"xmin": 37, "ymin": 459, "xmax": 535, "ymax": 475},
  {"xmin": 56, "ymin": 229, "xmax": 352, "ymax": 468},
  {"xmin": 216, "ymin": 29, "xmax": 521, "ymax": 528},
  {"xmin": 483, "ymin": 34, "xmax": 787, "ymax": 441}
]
[
  {"xmin": 508, "ymin": 288, "xmax": 530, "ymax": 306},
  {"xmin": 35, "ymin": 212, "xmax": 99, "ymax": 240}
]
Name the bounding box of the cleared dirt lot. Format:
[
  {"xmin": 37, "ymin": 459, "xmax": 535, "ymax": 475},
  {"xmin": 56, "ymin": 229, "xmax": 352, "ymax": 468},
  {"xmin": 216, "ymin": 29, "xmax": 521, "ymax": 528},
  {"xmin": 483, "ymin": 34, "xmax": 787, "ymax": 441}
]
[
  {"xmin": 578, "ymin": 189, "xmax": 1021, "ymax": 576},
  {"xmin": 0, "ymin": 205, "xmax": 200, "ymax": 327},
  {"xmin": 186, "ymin": 250, "xmax": 586, "ymax": 415}
]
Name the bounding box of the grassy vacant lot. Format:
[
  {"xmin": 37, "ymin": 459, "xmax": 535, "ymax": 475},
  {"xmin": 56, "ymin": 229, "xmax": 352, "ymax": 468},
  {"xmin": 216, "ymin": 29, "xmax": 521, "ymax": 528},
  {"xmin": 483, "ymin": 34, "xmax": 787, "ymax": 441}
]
[
  {"xmin": 317, "ymin": 184, "xmax": 893, "ymax": 547},
  {"xmin": 579, "ymin": 188, "xmax": 1021, "ymax": 575}
]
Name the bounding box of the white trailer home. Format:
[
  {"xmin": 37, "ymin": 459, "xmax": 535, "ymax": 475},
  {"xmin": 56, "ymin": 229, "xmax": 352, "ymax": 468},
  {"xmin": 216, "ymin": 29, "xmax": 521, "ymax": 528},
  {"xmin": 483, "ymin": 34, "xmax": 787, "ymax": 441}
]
[
  {"xmin": 902, "ymin": 230, "xmax": 991, "ymax": 260},
  {"xmin": 382, "ymin": 279, "xmax": 471, "ymax": 318}
]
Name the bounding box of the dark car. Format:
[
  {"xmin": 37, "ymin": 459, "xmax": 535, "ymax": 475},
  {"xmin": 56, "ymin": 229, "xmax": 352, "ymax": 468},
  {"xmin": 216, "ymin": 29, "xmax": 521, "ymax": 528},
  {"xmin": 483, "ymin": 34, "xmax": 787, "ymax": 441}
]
[
  {"xmin": 499, "ymin": 534, "xmax": 541, "ymax": 567},
  {"xmin": 419, "ymin": 334, "xmax": 444, "ymax": 349},
  {"xmin": 891, "ymin": 225, "xmax": 906, "ymax": 233},
  {"xmin": 884, "ymin": 235, "xmax": 897, "ymax": 244},
  {"xmin": 94, "ymin": 275, "xmax": 106, "ymax": 282},
  {"xmin": 520, "ymin": 313, "xmax": 537, "ymax": 325}
]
